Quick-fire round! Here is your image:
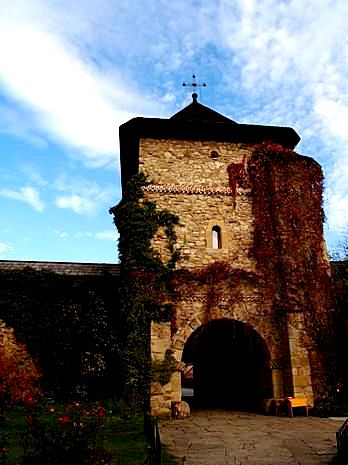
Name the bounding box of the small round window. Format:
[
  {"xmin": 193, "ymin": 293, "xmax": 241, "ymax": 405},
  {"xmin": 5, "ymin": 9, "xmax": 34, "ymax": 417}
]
[{"xmin": 210, "ymin": 150, "xmax": 219, "ymax": 159}]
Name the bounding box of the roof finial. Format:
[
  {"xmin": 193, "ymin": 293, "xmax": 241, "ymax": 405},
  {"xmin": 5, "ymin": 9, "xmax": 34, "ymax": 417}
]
[{"xmin": 183, "ymin": 74, "xmax": 206, "ymax": 102}]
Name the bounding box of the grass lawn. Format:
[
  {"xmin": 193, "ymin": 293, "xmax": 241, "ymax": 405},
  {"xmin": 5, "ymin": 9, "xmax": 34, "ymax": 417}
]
[{"xmin": 1, "ymin": 407, "xmax": 177, "ymax": 465}]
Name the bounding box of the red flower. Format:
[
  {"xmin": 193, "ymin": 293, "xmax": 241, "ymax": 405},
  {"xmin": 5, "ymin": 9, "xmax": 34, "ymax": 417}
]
[
  {"xmin": 98, "ymin": 411, "xmax": 105, "ymax": 417},
  {"xmin": 58, "ymin": 416, "xmax": 70, "ymax": 423},
  {"xmin": 67, "ymin": 404, "xmax": 73, "ymax": 409}
]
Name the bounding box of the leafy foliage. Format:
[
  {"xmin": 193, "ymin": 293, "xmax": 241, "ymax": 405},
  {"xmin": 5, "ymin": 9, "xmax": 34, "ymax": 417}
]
[
  {"xmin": 227, "ymin": 153, "xmax": 250, "ymax": 205},
  {"xmin": 246, "ymin": 142, "xmax": 335, "ymax": 399},
  {"xmin": 2, "ymin": 401, "xmax": 177, "ymax": 465},
  {"xmin": 18, "ymin": 400, "xmax": 108, "ymax": 465},
  {"xmin": 150, "ymin": 349, "xmax": 177, "ymax": 386},
  {"xmin": 109, "ymin": 172, "xmax": 180, "ymax": 410},
  {"xmin": 173, "ymin": 262, "xmax": 260, "ymax": 323},
  {"xmin": 332, "ymin": 228, "xmax": 348, "ymax": 402},
  {"xmin": 0, "ymin": 268, "xmax": 120, "ymax": 400},
  {"xmin": 0, "ymin": 321, "xmax": 42, "ymax": 406}
]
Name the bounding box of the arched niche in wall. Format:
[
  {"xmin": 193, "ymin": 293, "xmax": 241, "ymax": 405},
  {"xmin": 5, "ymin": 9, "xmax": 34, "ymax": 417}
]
[{"xmin": 206, "ymin": 219, "xmax": 228, "ymax": 250}]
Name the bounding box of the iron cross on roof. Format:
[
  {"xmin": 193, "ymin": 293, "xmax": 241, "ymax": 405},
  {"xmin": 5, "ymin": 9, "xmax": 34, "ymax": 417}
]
[{"xmin": 183, "ymin": 74, "xmax": 206, "ymax": 102}]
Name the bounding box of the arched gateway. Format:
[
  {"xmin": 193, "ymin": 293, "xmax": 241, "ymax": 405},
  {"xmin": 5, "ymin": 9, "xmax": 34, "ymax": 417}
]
[
  {"xmin": 182, "ymin": 319, "xmax": 273, "ymax": 409},
  {"xmin": 119, "ymin": 93, "xmax": 333, "ymax": 415}
]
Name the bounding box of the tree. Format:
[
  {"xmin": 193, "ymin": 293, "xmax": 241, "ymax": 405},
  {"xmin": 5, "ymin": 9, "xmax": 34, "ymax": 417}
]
[
  {"xmin": 0, "ymin": 268, "xmax": 120, "ymax": 400},
  {"xmin": 0, "ymin": 320, "xmax": 41, "ymax": 405},
  {"xmin": 332, "ymin": 227, "xmax": 348, "ymax": 402}
]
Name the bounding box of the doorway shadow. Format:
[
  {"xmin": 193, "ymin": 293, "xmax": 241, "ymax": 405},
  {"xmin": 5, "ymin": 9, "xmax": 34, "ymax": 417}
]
[{"xmin": 182, "ymin": 318, "xmax": 273, "ymax": 411}]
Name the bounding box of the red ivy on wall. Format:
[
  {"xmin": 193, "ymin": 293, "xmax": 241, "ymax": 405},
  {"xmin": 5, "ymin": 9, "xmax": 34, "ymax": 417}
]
[
  {"xmin": 227, "ymin": 154, "xmax": 249, "ymax": 204},
  {"xmin": 173, "ymin": 263, "xmax": 260, "ymax": 324},
  {"xmin": 207, "ymin": 142, "xmax": 334, "ymax": 397},
  {"xmin": 227, "ymin": 142, "xmax": 330, "ymax": 315},
  {"xmin": 247, "ymin": 142, "xmax": 334, "ymax": 397},
  {"xmin": 0, "ymin": 322, "xmax": 42, "ymax": 405}
]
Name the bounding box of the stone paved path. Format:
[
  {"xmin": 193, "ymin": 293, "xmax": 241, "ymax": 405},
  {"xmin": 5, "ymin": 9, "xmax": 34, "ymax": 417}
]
[{"xmin": 160, "ymin": 410, "xmax": 344, "ymax": 465}]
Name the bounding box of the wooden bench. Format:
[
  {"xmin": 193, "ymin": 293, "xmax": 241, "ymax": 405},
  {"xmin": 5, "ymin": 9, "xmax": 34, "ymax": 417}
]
[{"xmin": 286, "ymin": 397, "xmax": 309, "ymax": 417}]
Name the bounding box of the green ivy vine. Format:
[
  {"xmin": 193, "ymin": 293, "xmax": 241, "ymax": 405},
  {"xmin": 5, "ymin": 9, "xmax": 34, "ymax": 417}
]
[
  {"xmin": 109, "ymin": 172, "xmax": 180, "ymax": 409},
  {"xmin": 150, "ymin": 349, "xmax": 177, "ymax": 386}
]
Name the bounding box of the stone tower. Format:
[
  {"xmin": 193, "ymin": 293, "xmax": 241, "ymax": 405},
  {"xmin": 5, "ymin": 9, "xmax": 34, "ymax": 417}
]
[{"xmin": 119, "ymin": 95, "xmax": 333, "ymax": 415}]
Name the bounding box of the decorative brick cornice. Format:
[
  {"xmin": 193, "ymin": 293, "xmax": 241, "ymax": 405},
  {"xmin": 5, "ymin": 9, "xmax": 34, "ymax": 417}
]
[
  {"xmin": 175, "ymin": 295, "xmax": 260, "ymax": 303},
  {"xmin": 175, "ymin": 295, "xmax": 206, "ymax": 303},
  {"xmin": 143, "ymin": 183, "xmax": 251, "ymax": 196}
]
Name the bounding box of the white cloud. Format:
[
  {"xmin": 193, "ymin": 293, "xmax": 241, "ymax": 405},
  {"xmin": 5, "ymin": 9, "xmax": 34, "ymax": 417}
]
[
  {"xmin": 0, "ymin": 241, "xmax": 13, "ymax": 255},
  {"xmin": 20, "ymin": 164, "xmax": 48, "ymax": 187},
  {"xmin": 56, "ymin": 195, "xmax": 96, "ymax": 215},
  {"xmin": 54, "ymin": 175, "xmax": 117, "ymax": 215},
  {"xmin": 0, "ymin": 0, "xmax": 216, "ymax": 172},
  {"xmin": 326, "ymin": 193, "xmax": 348, "ymax": 232},
  {"xmin": 212, "ymin": 0, "xmax": 348, "ymax": 236},
  {"xmin": 0, "ymin": 24, "xmax": 124, "ymax": 167},
  {"xmin": 1, "ymin": 0, "xmax": 348, "ymax": 243},
  {"xmin": 0, "ymin": 102, "xmax": 47, "ymax": 147},
  {"xmin": 95, "ymin": 230, "xmax": 118, "ymax": 241},
  {"xmin": 314, "ymin": 99, "xmax": 348, "ymax": 143},
  {"xmin": 75, "ymin": 230, "xmax": 118, "ymax": 241},
  {"xmin": 0, "ymin": 3, "xmax": 166, "ymax": 168},
  {"xmin": 76, "ymin": 232, "xmax": 93, "ymax": 238},
  {"xmin": 53, "ymin": 230, "xmax": 69, "ymax": 239},
  {"xmin": 0, "ymin": 186, "xmax": 45, "ymax": 212}
]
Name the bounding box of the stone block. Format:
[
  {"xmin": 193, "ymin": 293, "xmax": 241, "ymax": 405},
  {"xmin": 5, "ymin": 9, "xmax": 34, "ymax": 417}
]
[
  {"xmin": 173, "ymin": 339, "xmax": 185, "ymax": 350},
  {"xmin": 171, "ymin": 371, "xmax": 181, "ymax": 392},
  {"xmin": 153, "ymin": 407, "xmax": 171, "ymax": 417},
  {"xmin": 151, "ymin": 382, "xmax": 164, "ymax": 395},
  {"xmin": 189, "ymin": 318, "xmax": 200, "ymax": 331},
  {"xmin": 171, "ymin": 391, "xmax": 181, "ymax": 402},
  {"xmin": 293, "ymin": 375, "xmax": 307, "ymax": 388}
]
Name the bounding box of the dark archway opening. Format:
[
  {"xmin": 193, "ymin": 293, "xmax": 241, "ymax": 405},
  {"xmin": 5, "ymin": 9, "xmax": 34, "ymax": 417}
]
[{"xmin": 182, "ymin": 319, "xmax": 273, "ymax": 410}]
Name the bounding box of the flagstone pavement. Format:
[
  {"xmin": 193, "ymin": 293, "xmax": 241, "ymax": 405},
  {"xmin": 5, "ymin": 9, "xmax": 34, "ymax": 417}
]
[{"xmin": 160, "ymin": 410, "xmax": 344, "ymax": 465}]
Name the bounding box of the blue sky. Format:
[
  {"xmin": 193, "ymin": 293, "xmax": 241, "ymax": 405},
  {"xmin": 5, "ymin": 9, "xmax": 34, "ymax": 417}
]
[{"xmin": 0, "ymin": 0, "xmax": 347, "ymax": 263}]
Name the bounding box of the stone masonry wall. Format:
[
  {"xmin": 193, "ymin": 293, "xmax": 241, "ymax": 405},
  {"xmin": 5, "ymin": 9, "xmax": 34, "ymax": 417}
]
[
  {"xmin": 287, "ymin": 313, "xmax": 314, "ymax": 402},
  {"xmin": 141, "ymin": 137, "xmax": 315, "ymax": 414},
  {"xmin": 140, "ymin": 139, "xmax": 255, "ymax": 270}
]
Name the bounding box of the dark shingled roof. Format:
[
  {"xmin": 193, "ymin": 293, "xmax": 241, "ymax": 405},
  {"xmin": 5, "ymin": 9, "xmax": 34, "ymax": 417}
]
[
  {"xmin": 119, "ymin": 98, "xmax": 301, "ymax": 192},
  {"xmin": 170, "ymin": 99, "xmax": 236, "ymax": 123},
  {"xmin": 0, "ymin": 260, "xmax": 120, "ymax": 277}
]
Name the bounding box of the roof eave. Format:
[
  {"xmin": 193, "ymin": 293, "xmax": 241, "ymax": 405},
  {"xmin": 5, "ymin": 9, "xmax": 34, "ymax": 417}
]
[{"xmin": 119, "ymin": 117, "xmax": 300, "ymax": 192}]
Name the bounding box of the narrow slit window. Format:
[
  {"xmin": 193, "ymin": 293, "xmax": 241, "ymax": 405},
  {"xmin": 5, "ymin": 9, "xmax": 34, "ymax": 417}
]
[{"xmin": 212, "ymin": 226, "xmax": 222, "ymax": 249}]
